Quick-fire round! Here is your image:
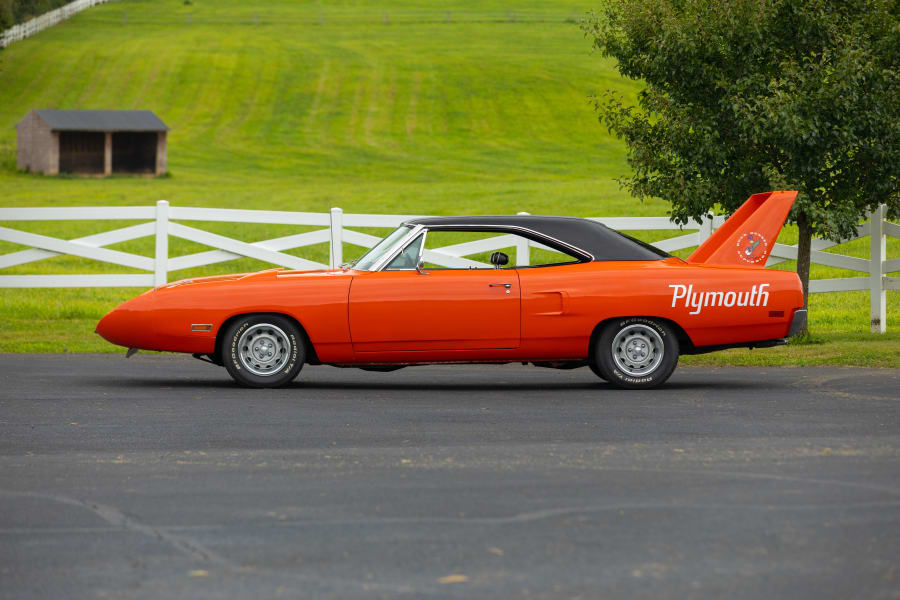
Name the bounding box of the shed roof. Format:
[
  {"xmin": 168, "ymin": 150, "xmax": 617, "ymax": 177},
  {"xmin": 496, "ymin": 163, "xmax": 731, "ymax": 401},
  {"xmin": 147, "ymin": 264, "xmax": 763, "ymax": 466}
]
[{"xmin": 32, "ymin": 110, "xmax": 169, "ymax": 132}]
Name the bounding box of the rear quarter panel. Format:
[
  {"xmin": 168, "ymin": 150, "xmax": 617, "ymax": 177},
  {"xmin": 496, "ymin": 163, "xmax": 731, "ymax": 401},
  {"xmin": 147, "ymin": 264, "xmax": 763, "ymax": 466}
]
[{"xmin": 518, "ymin": 258, "xmax": 803, "ymax": 354}]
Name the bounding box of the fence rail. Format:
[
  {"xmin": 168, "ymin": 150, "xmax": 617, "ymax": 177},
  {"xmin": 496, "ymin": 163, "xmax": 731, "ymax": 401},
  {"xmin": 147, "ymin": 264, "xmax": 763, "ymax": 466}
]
[
  {"xmin": 0, "ymin": 201, "xmax": 896, "ymax": 331},
  {"xmin": 0, "ymin": 0, "xmax": 110, "ymax": 48}
]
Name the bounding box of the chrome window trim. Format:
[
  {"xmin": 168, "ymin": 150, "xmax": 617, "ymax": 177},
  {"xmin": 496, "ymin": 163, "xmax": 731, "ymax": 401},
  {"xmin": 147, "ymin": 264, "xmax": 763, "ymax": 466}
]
[
  {"xmin": 417, "ymin": 229, "xmax": 428, "ymax": 266},
  {"xmin": 369, "ymin": 225, "xmax": 426, "ymax": 272},
  {"xmin": 381, "ymin": 231, "xmax": 426, "ymax": 271},
  {"xmin": 370, "ymin": 223, "xmax": 593, "ymax": 272},
  {"xmin": 400, "ymin": 223, "xmax": 595, "ymax": 263}
]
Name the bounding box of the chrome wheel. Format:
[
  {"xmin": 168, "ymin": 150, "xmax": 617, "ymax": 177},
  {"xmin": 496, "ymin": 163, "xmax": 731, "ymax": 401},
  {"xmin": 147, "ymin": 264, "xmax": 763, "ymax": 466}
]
[
  {"xmin": 611, "ymin": 323, "xmax": 664, "ymax": 377},
  {"xmin": 236, "ymin": 323, "xmax": 291, "ymax": 376}
]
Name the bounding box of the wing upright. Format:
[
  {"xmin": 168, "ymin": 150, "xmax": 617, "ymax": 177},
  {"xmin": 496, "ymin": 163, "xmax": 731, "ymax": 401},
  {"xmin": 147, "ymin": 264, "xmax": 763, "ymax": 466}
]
[{"xmin": 687, "ymin": 190, "xmax": 797, "ymax": 267}]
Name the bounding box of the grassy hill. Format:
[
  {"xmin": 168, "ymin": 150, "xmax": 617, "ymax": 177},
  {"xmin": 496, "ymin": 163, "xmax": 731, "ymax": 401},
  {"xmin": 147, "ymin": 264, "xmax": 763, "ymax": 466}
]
[
  {"xmin": 0, "ymin": 0, "xmax": 644, "ymax": 215},
  {"xmin": 0, "ymin": 0, "xmax": 896, "ymax": 360}
]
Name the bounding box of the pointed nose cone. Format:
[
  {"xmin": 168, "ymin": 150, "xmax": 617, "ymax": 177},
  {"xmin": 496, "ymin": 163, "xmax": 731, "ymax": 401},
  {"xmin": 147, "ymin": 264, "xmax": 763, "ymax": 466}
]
[
  {"xmin": 95, "ymin": 306, "xmax": 130, "ymax": 347},
  {"xmin": 96, "ymin": 292, "xmax": 158, "ymax": 350}
]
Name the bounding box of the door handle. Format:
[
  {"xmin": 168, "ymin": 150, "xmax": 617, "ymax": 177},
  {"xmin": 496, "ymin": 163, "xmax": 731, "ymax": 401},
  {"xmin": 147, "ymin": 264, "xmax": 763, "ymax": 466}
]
[{"xmin": 489, "ymin": 283, "xmax": 511, "ymax": 288}]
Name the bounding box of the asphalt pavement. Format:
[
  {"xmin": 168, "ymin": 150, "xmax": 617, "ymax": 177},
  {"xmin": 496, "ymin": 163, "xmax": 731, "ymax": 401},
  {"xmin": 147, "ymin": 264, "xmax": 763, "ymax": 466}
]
[{"xmin": 1, "ymin": 354, "xmax": 899, "ymax": 599}]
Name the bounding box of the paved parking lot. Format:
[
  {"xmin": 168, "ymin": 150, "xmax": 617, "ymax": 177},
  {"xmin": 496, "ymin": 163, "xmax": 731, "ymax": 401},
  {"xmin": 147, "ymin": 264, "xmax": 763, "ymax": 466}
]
[{"xmin": 1, "ymin": 354, "xmax": 899, "ymax": 599}]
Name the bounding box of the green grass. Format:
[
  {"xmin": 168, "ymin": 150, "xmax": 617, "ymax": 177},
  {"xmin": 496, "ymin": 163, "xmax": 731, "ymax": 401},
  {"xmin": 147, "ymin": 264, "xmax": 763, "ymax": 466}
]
[
  {"xmin": 1, "ymin": 0, "xmax": 640, "ymax": 213},
  {"xmin": 0, "ymin": 0, "xmax": 897, "ymax": 365},
  {"xmin": 681, "ymin": 331, "xmax": 900, "ymax": 369}
]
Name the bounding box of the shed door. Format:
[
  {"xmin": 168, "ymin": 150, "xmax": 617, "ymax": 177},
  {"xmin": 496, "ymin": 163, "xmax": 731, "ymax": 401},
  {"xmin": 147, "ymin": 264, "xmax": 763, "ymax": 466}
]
[
  {"xmin": 112, "ymin": 132, "xmax": 158, "ymax": 173},
  {"xmin": 59, "ymin": 131, "xmax": 104, "ymax": 174}
]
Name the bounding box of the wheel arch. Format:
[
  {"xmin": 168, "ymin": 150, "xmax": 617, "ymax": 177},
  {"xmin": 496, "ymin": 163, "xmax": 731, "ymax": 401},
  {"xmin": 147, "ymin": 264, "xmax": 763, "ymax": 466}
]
[
  {"xmin": 587, "ymin": 315, "xmax": 693, "ymax": 362},
  {"xmin": 214, "ymin": 312, "xmax": 320, "ymax": 366}
]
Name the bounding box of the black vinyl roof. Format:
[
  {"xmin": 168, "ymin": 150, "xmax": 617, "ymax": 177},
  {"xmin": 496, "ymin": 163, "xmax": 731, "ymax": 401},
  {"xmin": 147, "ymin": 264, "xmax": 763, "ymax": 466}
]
[
  {"xmin": 402, "ymin": 215, "xmax": 670, "ymax": 261},
  {"xmin": 33, "ymin": 110, "xmax": 169, "ymax": 132}
]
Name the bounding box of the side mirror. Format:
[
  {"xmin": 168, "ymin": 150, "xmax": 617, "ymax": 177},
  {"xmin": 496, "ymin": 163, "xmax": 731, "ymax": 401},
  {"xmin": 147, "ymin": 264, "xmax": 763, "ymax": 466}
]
[
  {"xmin": 490, "ymin": 252, "xmax": 509, "ymax": 268},
  {"xmin": 415, "ymin": 259, "xmax": 430, "ymax": 275}
]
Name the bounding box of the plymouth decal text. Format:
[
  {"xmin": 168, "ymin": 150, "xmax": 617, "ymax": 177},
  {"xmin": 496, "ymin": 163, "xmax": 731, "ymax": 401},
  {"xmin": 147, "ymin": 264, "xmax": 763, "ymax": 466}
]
[{"xmin": 670, "ymin": 283, "xmax": 769, "ymax": 315}]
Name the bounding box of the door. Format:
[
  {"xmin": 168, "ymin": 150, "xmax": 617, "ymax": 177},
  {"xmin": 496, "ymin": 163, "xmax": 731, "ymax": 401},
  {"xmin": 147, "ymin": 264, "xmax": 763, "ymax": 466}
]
[{"xmin": 349, "ymin": 269, "xmax": 521, "ymax": 352}]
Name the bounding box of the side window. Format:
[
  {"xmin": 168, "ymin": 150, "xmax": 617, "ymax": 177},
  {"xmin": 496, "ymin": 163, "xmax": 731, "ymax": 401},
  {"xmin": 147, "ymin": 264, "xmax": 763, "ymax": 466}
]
[
  {"xmin": 384, "ymin": 234, "xmax": 423, "ymax": 270},
  {"xmin": 422, "ymin": 230, "xmax": 499, "ymax": 269},
  {"xmin": 420, "ymin": 230, "xmax": 580, "ymax": 269},
  {"xmin": 527, "ymin": 245, "xmax": 581, "ymax": 267}
]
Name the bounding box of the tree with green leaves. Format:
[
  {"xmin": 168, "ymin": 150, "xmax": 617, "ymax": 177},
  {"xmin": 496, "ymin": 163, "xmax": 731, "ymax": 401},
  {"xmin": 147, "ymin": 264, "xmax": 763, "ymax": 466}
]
[
  {"xmin": 0, "ymin": 0, "xmax": 71, "ymax": 29},
  {"xmin": 583, "ymin": 0, "xmax": 899, "ymax": 334},
  {"xmin": 0, "ymin": 0, "xmax": 15, "ymax": 31}
]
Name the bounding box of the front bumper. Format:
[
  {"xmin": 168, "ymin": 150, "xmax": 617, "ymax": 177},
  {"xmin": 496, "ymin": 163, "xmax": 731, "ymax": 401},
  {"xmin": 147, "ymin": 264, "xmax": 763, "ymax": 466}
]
[
  {"xmin": 95, "ymin": 293, "xmax": 158, "ymax": 350},
  {"xmin": 787, "ymin": 309, "xmax": 808, "ymax": 338}
]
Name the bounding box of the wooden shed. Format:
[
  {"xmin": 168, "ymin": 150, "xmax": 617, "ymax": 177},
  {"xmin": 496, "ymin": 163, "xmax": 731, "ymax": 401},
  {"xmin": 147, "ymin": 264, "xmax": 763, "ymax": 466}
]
[{"xmin": 16, "ymin": 110, "xmax": 169, "ymax": 176}]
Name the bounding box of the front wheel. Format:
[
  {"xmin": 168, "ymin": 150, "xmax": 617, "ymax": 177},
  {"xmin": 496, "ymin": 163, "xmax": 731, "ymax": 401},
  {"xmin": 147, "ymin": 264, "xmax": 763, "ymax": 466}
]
[
  {"xmin": 223, "ymin": 315, "xmax": 305, "ymax": 388},
  {"xmin": 592, "ymin": 317, "xmax": 679, "ymax": 389}
]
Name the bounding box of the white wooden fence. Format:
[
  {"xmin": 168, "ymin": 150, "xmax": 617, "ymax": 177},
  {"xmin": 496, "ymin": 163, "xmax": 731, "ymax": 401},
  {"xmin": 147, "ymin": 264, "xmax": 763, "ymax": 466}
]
[
  {"xmin": 0, "ymin": 0, "xmax": 110, "ymax": 48},
  {"xmin": 0, "ymin": 201, "xmax": 896, "ymax": 331}
]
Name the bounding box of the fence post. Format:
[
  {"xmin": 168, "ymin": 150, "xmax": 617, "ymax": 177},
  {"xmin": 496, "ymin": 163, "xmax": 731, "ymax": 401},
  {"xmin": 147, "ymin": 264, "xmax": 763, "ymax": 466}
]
[
  {"xmin": 869, "ymin": 204, "xmax": 886, "ymax": 333},
  {"xmin": 516, "ymin": 211, "xmax": 530, "ymax": 266},
  {"xmin": 330, "ymin": 207, "xmax": 343, "ymax": 268},
  {"xmin": 154, "ymin": 200, "xmax": 169, "ymax": 287},
  {"xmin": 697, "ymin": 214, "xmax": 713, "ymax": 246}
]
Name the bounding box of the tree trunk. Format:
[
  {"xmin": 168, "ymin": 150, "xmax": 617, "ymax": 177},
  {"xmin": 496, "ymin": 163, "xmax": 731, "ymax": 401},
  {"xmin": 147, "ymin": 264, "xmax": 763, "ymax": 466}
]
[{"xmin": 795, "ymin": 210, "xmax": 812, "ymax": 337}]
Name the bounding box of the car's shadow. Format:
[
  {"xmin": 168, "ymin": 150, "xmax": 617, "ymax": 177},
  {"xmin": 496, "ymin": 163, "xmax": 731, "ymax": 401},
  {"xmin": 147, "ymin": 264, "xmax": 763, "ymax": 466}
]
[
  {"xmin": 81, "ymin": 375, "xmax": 763, "ymax": 393},
  {"xmin": 292, "ymin": 379, "xmax": 762, "ymax": 392}
]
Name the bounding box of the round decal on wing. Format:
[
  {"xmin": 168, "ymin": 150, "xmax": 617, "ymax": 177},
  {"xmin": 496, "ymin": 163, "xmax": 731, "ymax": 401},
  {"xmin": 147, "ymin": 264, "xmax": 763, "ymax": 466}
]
[{"xmin": 736, "ymin": 231, "xmax": 768, "ymax": 264}]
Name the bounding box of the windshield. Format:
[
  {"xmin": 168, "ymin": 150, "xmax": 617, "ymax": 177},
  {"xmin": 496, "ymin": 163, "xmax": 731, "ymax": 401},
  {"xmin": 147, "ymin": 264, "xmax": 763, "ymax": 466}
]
[{"xmin": 351, "ymin": 225, "xmax": 413, "ymax": 271}]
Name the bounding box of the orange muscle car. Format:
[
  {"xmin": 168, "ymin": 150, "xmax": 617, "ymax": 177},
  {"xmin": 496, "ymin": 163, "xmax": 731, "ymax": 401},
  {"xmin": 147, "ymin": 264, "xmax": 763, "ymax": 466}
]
[{"xmin": 97, "ymin": 191, "xmax": 806, "ymax": 389}]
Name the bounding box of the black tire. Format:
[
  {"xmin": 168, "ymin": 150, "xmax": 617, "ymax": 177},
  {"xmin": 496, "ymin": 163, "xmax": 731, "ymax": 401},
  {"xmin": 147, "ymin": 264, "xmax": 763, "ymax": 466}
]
[
  {"xmin": 588, "ymin": 360, "xmax": 607, "ymax": 381},
  {"xmin": 223, "ymin": 315, "xmax": 305, "ymax": 388},
  {"xmin": 592, "ymin": 317, "xmax": 679, "ymax": 389}
]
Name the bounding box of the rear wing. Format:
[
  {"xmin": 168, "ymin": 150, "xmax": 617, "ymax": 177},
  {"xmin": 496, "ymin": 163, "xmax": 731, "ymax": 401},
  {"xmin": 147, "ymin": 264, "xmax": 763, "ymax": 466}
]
[{"xmin": 687, "ymin": 190, "xmax": 797, "ymax": 267}]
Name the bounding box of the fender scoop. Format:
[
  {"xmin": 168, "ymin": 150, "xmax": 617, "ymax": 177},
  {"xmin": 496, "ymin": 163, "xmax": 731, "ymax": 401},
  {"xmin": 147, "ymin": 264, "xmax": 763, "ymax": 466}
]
[{"xmin": 687, "ymin": 190, "xmax": 797, "ymax": 267}]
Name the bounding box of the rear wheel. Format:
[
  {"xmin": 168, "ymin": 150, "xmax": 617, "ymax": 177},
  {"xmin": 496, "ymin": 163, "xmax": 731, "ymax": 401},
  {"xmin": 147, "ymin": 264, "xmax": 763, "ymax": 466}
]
[
  {"xmin": 592, "ymin": 317, "xmax": 678, "ymax": 389},
  {"xmin": 223, "ymin": 315, "xmax": 305, "ymax": 388}
]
